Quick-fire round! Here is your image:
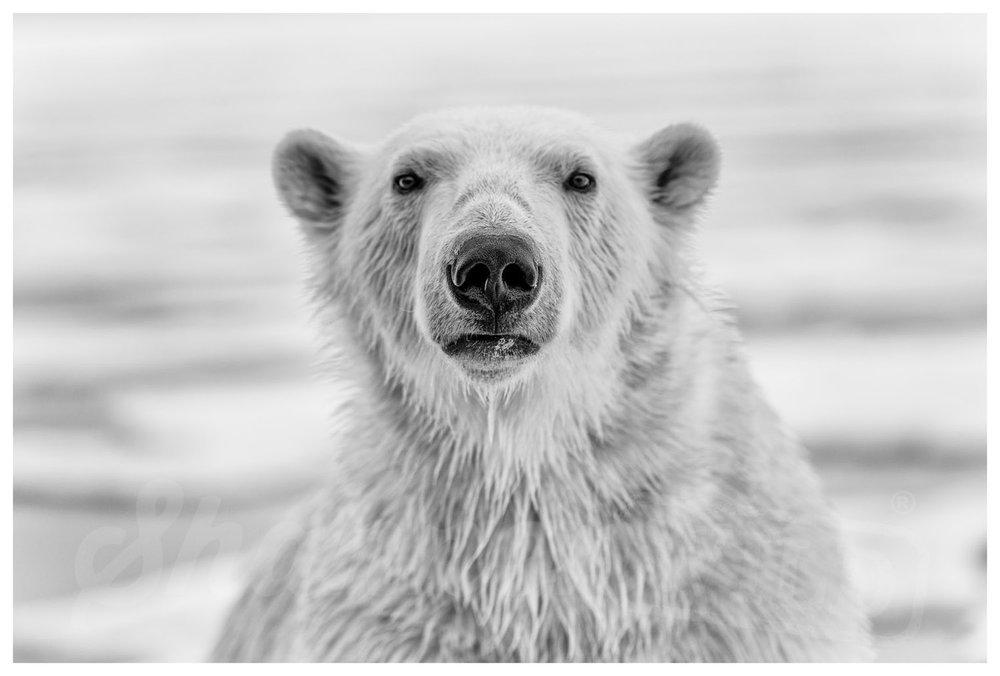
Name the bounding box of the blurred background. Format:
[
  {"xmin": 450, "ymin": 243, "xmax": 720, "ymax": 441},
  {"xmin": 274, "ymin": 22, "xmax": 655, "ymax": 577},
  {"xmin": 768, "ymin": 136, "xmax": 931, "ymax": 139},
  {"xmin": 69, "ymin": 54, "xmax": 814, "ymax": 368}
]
[{"xmin": 13, "ymin": 14, "xmax": 985, "ymax": 662}]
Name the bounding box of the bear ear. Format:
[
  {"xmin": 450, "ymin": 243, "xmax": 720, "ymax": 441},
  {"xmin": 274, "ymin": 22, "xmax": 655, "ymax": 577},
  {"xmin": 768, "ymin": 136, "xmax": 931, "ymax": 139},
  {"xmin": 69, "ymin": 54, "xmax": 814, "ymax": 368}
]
[
  {"xmin": 633, "ymin": 123, "xmax": 720, "ymax": 215},
  {"xmin": 272, "ymin": 129, "xmax": 359, "ymax": 228}
]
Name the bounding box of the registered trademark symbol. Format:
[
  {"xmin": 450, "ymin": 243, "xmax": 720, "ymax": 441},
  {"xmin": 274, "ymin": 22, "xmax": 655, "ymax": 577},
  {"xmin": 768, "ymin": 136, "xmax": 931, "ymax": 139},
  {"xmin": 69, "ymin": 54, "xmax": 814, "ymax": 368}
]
[{"xmin": 891, "ymin": 491, "xmax": 916, "ymax": 514}]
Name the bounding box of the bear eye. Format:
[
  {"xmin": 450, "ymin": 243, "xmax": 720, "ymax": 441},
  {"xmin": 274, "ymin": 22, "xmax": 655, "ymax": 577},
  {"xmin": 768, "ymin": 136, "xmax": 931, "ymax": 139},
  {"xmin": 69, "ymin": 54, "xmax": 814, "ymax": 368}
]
[
  {"xmin": 565, "ymin": 171, "xmax": 595, "ymax": 193},
  {"xmin": 393, "ymin": 172, "xmax": 424, "ymax": 194}
]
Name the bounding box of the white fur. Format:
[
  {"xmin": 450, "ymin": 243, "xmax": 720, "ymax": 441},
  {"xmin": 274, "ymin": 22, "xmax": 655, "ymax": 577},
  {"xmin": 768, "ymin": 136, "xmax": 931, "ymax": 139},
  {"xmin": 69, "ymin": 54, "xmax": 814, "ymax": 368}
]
[{"xmin": 212, "ymin": 107, "xmax": 872, "ymax": 662}]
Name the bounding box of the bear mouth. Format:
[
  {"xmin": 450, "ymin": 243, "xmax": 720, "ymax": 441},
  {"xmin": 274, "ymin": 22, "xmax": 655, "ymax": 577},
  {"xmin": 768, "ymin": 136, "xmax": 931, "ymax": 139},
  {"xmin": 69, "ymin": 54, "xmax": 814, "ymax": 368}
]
[{"xmin": 442, "ymin": 334, "xmax": 540, "ymax": 362}]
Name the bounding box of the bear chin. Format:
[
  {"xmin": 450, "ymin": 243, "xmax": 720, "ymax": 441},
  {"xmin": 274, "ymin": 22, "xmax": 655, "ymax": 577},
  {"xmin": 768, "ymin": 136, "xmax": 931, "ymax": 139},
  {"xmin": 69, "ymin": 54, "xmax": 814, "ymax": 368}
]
[{"xmin": 440, "ymin": 334, "xmax": 541, "ymax": 382}]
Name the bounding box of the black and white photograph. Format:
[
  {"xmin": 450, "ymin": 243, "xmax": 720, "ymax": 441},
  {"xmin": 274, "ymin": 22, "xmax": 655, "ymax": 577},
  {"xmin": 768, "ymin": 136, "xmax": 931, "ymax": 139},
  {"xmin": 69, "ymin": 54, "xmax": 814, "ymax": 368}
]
[{"xmin": 10, "ymin": 9, "xmax": 989, "ymax": 664}]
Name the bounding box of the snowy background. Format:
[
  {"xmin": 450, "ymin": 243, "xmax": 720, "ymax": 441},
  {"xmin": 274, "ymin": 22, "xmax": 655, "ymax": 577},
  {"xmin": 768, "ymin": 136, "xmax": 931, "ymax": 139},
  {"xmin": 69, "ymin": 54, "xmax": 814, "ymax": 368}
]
[{"xmin": 13, "ymin": 14, "xmax": 985, "ymax": 662}]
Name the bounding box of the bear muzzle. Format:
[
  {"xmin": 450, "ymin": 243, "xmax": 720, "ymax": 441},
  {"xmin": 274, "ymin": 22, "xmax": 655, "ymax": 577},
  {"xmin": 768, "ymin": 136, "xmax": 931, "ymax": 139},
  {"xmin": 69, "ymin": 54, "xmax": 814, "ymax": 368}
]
[{"xmin": 437, "ymin": 231, "xmax": 546, "ymax": 367}]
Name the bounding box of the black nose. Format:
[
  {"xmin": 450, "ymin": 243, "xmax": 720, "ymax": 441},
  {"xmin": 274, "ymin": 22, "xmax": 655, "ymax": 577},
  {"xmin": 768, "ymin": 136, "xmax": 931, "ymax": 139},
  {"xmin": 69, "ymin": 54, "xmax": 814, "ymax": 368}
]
[{"xmin": 447, "ymin": 233, "xmax": 541, "ymax": 319}]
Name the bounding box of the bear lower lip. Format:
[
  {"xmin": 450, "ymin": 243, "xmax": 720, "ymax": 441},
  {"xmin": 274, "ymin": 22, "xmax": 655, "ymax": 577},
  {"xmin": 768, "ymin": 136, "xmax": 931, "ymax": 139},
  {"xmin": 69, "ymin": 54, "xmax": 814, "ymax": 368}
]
[{"xmin": 442, "ymin": 334, "xmax": 540, "ymax": 361}]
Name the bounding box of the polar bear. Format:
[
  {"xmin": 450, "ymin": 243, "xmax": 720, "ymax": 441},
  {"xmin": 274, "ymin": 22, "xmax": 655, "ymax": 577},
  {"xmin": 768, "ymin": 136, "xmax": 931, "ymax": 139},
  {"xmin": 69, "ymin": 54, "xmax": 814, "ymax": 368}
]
[{"xmin": 212, "ymin": 107, "xmax": 871, "ymax": 662}]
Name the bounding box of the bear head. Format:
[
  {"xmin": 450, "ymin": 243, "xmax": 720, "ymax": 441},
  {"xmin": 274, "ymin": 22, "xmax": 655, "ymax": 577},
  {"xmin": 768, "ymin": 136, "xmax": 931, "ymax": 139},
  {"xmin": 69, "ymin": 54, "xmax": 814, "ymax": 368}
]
[{"xmin": 272, "ymin": 107, "xmax": 719, "ymax": 403}]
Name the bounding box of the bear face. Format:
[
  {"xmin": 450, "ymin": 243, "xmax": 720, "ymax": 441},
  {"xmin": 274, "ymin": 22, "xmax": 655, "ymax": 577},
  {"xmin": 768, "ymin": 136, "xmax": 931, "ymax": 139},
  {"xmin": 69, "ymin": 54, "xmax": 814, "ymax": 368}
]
[{"xmin": 273, "ymin": 107, "xmax": 719, "ymax": 395}]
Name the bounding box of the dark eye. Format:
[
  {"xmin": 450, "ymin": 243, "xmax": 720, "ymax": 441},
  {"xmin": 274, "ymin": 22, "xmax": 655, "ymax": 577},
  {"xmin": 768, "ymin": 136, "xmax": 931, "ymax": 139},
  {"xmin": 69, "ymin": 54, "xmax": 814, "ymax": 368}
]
[
  {"xmin": 565, "ymin": 171, "xmax": 595, "ymax": 193},
  {"xmin": 393, "ymin": 172, "xmax": 424, "ymax": 194}
]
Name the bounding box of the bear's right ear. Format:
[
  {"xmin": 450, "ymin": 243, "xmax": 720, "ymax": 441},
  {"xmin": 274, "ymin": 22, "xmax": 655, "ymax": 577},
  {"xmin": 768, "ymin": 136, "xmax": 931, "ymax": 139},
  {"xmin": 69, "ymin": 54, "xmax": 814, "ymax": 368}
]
[{"xmin": 272, "ymin": 129, "xmax": 359, "ymax": 229}]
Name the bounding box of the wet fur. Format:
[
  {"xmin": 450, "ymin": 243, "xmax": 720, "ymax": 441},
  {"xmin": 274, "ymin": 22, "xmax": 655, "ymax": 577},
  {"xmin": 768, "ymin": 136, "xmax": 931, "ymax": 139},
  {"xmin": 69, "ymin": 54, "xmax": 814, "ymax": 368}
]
[{"xmin": 213, "ymin": 108, "xmax": 871, "ymax": 662}]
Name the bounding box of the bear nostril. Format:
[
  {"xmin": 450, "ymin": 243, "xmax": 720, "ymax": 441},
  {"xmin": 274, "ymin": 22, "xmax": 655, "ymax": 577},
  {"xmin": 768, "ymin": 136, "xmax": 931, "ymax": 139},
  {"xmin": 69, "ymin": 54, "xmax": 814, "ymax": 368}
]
[
  {"xmin": 462, "ymin": 263, "xmax": 491, "ymax": 291},
  {"xmin": 500, "ymin": 263, "xmax": 535, "ymax": 292}
]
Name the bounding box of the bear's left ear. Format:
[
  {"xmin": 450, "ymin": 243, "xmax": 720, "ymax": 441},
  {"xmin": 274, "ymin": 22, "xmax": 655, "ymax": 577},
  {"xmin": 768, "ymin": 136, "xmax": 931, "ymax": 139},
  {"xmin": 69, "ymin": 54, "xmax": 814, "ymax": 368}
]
[{"xmin": 632, "ymin": 123, "xmax": 720, "ymax": 215}]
